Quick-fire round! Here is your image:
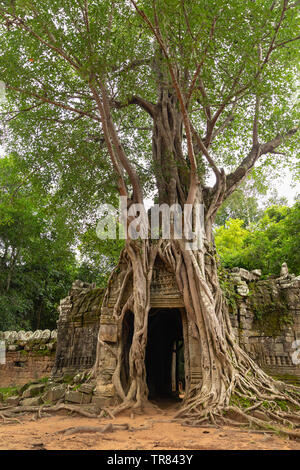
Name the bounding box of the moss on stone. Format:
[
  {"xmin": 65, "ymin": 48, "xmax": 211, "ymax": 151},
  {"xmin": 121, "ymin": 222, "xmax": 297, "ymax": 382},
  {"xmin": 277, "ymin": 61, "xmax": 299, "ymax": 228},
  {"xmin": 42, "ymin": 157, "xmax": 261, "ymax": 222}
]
[
  {"xmin": 0, "ymin": 386, "xmax": 20, "ymax": 399},
  {"xmin": 229, "ymin": 393, "xmax": 252, "ymax": 409},
  {"xmin": 32, "ymin": 349, "xmax": 55, "ymax": 356},
  {"xmin": 272, "ymin": 373, "xmax": 300, "ymax": 386},
  {"xmin": 249, "ymin": 284, "xmax": 293, "ymax": 336},
  {"xmin": 218, "ymin": 265, "xmax": 241, "ymax": 315},
  {"xmin": 19, "ymin": 376, "xmax": 49, "ymax": 395}
]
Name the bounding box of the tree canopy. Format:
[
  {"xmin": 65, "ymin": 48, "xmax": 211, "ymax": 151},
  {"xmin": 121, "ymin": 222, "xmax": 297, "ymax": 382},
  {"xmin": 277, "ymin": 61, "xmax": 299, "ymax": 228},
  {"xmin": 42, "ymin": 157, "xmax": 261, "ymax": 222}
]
[
  {"xmin": 0, "ymin": 0, "xmax": 300, "ymax": 430},
  {"xmin": 215, "ymin": 201, "xmax": 300, "ymax": 276},
  {"xmin": 0, "ymin": 0, "xmax": 298, "ymax": 213}
]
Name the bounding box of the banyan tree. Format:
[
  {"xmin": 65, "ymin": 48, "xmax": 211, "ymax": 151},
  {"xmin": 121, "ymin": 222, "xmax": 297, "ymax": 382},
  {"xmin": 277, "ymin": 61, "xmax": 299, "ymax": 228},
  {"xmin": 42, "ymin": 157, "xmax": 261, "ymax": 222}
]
[{"xmin": 0, "ymin": 0, "xmax": 300, "ymax": 431}]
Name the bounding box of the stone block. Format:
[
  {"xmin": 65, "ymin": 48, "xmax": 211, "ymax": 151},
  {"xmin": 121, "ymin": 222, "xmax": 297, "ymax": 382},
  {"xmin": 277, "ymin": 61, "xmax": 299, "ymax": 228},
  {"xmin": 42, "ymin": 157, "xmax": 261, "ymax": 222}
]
[
  {"xmin": 251, "ymin": 269, "xmax": 262, "ymax": 278},
  {"xmin": 44, "ymin": 384, "xmax": 66, "ymax": 402},
  {"xmin": 6, "ymin": 395, "xmax": 20, "ymax": 406},
  {"xmin": 274, "ymin": 343, "xmax": 284, "ymax": 353},
  {"xmin": 78, "ymin": 383, "xmax": 96, "ymax": 394},
  {"xmin": 20, "ymin": 396, "xmax": 42, "ymax": 406},
  {"xmin": 65, "ymin": 390, "xmax": 92, "ymax": 404},
  {"xmin": 92, "ymin": 396, "xmax": 114, "ymax": 409},
  {"xmin": 96, "ymin": 384, "xmax": 115, "ymax": 397},
  {"xmin": 236, "ymin": 281, "xmax": 249, "ymax": 296},
  {"xmin": 99, "ymin": 324, "xmax": 118, "ymax": 343},
  {"xmin": 22, "ymin": 383, "xmax": 45, "ymax": 398}
]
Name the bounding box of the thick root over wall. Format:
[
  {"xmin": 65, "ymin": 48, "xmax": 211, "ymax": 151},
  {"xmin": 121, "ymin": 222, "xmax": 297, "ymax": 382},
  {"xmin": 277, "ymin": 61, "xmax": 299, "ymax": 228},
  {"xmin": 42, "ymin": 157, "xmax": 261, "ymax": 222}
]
[
  {"xmin": 90, "ymin": 238, "xmax": 300, "ymax": 438},
  {"xmin": 1, "ymin": 239, "xmax": 299, "ymax": 438}
]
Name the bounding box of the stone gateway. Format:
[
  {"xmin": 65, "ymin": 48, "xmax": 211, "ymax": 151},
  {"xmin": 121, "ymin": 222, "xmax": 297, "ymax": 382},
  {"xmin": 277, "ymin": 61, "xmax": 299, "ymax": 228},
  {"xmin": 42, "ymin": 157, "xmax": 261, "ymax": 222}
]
[{"xmin": 52, "ymin": 262, "xmax": 300, "ymax": 407}]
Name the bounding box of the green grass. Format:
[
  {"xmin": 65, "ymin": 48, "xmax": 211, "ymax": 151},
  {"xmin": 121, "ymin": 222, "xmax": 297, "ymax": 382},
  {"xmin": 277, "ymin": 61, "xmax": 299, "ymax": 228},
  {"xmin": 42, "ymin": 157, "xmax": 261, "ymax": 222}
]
[
  {"xmin": 229, "ymin": 393, "xmax": 252, "ymax": 408},
  {"xmin": 0, "ymin": 386, "xmax": 20, "ymax": 399}
]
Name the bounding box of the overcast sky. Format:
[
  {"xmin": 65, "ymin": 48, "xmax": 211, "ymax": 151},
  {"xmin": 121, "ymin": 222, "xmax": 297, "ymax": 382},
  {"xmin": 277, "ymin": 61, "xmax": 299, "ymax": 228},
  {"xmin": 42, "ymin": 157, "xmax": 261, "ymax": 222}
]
[{"xmin": 273, "ymin": 170, "xmax": 300, "ymax": 204}]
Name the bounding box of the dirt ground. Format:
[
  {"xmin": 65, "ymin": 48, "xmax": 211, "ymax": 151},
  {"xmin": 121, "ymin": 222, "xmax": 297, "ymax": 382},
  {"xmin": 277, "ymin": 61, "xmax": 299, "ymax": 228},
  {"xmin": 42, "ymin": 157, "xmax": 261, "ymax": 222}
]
[{"xmin": 0, "ymin": 403, "xmax": 300, "ymax": 451}]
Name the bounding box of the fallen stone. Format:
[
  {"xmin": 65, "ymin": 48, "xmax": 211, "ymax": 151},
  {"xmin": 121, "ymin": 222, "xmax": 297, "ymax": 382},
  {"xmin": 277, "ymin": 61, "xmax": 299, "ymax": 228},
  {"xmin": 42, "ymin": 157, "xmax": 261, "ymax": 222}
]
[
  {"xmin": 22, "ymin": 383, "xmax": 45, "ymax": 398},
  {"xmin": 44, "ymin": 384, "xmax": 66, "ymax": 403},
  {"xmin": 236, "ymin": 281, "xmax": 249, "ymax": 296},
  {"xmin": 231, "ymin": 267, "xmax": 258, "ymax": 282},
  {"xmin": 78, "ymin": 383, "xmax": 96, "ymax": 394},
  {"xmin": 65, "ymin": 390, "xmax": 92, "ymax": 404},
  {"xmin": 96, "ymin": 384, "xmax": 115, "ymax": 397},
  {"xmin": 92, "ymin": 396, "xmax": 113, "ymax": 409},
  {"xmin": 20, "ymin": 396, "xmax": 42, "ymax": 406},
  {"xmin": 6, "ymin": 395, "xmax": 20, "ymax": 406},
  {"xmin": 73, "ymin": 373, "xmax": 84, "ymax": 384},
  {"xmin": 251, "ymin": 269, "xmax": 262, "ymax": 278}
]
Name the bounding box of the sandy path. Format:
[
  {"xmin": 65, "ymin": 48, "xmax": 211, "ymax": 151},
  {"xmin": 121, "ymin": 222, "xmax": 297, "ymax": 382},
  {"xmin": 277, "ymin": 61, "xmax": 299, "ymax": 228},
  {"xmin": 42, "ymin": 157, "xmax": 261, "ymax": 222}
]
[{"xmin": 0, "ymin": 407, "xmax": 299, "ymax": 450}]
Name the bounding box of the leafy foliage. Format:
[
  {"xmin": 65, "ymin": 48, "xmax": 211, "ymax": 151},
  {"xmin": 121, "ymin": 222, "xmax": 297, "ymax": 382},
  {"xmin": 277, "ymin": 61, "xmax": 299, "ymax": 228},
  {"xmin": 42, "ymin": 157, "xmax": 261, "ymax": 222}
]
[
  {"xmin": 215, "ymin": 202, "xmax": 300, "ymax": 277},
  {"xmin": 0, "ymin": 1, "xmax": 299, "ymax": 333}
]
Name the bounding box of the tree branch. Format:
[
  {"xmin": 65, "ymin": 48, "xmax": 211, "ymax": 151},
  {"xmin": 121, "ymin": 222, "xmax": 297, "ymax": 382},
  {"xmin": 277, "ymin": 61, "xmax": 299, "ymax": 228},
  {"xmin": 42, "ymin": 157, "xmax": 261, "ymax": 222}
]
[
  {"xmin": 89, "ymin": 82, "xmax": 128, "ymax": 198},
  {"xmin": 260, "ymin": 127, "xmax": 298, "ymax": 155},
  {"xmin": 186, "ymin": 15, "xmax": 218, "ymax": 104},
  {"xmin": 189, "ymin": 122, "xmax": 222, "ymax": 180},
  {"xmin": 112, "ymin": 96, "xmax": 156, "ymax": 118},
  {"xmin": 273, "ymin": 35, "xmax": 300, "ymax": 49},
  {"xmin": 210, "ymin": 99, "xmax": 239, "ymax": 141},
  {"xmin": 0, "ymin": 7, "xmax": 81, "ymax": 71},
  {"xmin": 112, "ymin": 58, "xmax": 152, "ymax": 75},
  {"xmin": 6, "ymin": 85, "xmax": 101, "ymax": 122},
  {"xmin": 225, "ymin": 127, "xmax": 298, "ymax": 200},
  {"xmin": 130, "ymin": 0, "xmax": 199, "ymax": 205}
]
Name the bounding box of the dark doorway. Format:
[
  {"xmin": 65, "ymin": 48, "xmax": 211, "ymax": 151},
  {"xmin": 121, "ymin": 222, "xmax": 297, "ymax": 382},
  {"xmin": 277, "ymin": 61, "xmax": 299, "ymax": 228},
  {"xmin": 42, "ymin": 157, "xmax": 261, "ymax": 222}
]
[
  {"xmin": 145, "ymin": 308, "xmax": 185, "ymax": 400},
  {"xmin": 120, "ymin": 310, "xmax": 134, "ymax": 394}
]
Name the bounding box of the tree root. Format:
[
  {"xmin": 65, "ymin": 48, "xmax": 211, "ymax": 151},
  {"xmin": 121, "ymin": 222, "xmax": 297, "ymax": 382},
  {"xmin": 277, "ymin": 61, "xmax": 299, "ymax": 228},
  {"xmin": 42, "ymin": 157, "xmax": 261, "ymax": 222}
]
[
  {"xmin": 80, "ymin": 239, "xmax": 300, "ymax": 441},
  {"xmin": 56, "ymin": 422, "xmax": 153, "ymax": 436},
  {"xmin": 0, "ymin": 404, "xmax": 100, "ymax": 420},
  {"xmin": 57, "ymin": 423, "xmax": 122, "ymax": 436},
  {"xmin": 99, "ymin": 407, "xmax": 115, "ymax": 419},
  {"xmin": 0, "ymin": 413, "xmax": 22, "ymax": 425},
  {"xmin": 179, "ymin": 404, "xmax": 300, "ymax": 440}
]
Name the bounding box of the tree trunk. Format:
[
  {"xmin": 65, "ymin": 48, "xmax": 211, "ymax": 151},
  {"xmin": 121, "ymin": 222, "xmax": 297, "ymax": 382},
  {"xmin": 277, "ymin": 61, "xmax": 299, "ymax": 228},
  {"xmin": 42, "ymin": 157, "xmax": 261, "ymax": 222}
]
[
  {"xmin": 92, "ymin": 70, "xmax": 300, "ymax": 431},
  {"xmin": 152, "ymin": 85, "xmax": 189, "ymax": 207},
  {"xmin": 93, "ymin": 217, "xmax": 300, "ymax": 429}
]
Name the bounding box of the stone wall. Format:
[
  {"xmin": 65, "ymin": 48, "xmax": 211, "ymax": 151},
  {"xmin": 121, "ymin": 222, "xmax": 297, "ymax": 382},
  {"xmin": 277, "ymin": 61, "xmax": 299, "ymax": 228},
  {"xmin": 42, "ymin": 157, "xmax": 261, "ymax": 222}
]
[
  {"xmin": 0, "ymin": 330, "xmax": 57, "ymax": 387},
  {"xmin": 52, "ymin": 280, "xmax": 104, "ymax": 377},
  {"xmin": 2, "ymin": 267, "xmax": 300, "ymax": 390},
  {"xmin": 53, "ymin": 268, "xmax": 300, "ymax": 385},
  {"xmin": 229, "ymin": 268, "xmax": 300, "ymax": 381}
]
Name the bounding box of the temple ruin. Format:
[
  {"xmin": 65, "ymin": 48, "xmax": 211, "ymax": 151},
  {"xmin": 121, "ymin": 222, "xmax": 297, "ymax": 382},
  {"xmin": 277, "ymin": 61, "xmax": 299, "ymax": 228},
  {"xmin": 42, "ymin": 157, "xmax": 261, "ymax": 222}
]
[
  {"xmin": 1, "ymin": 263, "xmax": 300, "ymax": 405},
  {"xmin": 49, "ymin": 262, "xmax": 300, "ymax": 406}
]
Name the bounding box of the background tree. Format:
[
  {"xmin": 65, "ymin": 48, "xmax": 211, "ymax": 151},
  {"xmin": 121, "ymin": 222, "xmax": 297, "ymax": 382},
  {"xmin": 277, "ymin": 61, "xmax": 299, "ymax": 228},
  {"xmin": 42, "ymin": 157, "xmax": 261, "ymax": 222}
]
[
  {"xmin": 0, "ymin": 154, "xmax": 79, "ymax": 330},
  {"xmin": 214, "ymin": 178, "xmax": 289, "ymax": 227},
  {"xmin": 0, "ymin": 0, "xmax": 299, "ymax": 429},
  {"xmin": 0, "ymin": 153, "xmax": 120, "ymax": 329},
  {"xmin": 215, "ymin": 202, "xmax": 300, "ymax": 276}
]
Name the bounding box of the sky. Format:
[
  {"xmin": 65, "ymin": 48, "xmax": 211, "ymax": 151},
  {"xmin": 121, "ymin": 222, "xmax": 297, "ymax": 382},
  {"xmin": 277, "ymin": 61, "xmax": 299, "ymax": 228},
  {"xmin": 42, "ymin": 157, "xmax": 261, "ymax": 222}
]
[
  {"xmin": 143, "ymin": 171, "xmax": 299, "ymax": 212},
  {"xmin": 271, "ymin": 170, "xmax": 300, "ymax": 205}
]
